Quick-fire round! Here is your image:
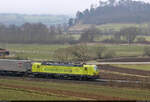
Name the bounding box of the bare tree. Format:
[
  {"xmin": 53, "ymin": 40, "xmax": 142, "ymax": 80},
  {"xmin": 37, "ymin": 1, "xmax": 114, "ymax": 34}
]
[
  {"xmin": 70, "ymin": 44, "xmax": 90, "ymax": 62},
  {"xmin": 120, "ymin": 27, "xmax": 139, "ymax": 44},
  {"xmin": 53, "ymin": 47, "xmax": 74, "ymax": 62},
  {"xmin": 79, "ymin": 25, "xmax": 100, "ymax": 42},
  {"xmin": 53, "ymin": 44, "xmax": 90, "ymax": 62}
]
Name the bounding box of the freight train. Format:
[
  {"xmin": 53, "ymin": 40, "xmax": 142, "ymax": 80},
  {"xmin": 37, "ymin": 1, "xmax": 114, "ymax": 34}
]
[{"xmin": 0, "ymin": 59, "xmax": 100, "ymax": 80}]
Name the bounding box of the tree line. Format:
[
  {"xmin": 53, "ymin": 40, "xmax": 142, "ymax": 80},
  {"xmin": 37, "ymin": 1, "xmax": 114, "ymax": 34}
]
[
  {"xmin": 0, "ymin": 23, "xmax": 72, "ymax": 44},
  {"xmin": 74, "ymin": 0, "xmax": 150, "ymax": 25},
  {"xmin": 79, "ymin": 25, "xmax": 150, "ymax": 44},
  {"xmin": 0, "ymin": 22, "xmax": 150, "ymax": 44}
]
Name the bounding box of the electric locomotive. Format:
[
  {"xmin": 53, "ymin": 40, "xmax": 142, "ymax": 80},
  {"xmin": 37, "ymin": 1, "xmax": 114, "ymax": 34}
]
[{"xmin": 32, "ymin": 61, "xmax": 100, "ymax": 80}]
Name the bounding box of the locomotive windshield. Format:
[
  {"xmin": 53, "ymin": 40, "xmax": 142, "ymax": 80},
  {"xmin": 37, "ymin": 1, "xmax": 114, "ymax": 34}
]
[{"xmin": 94, "ymin": 65, "xmax": 98, "ymax": 71}]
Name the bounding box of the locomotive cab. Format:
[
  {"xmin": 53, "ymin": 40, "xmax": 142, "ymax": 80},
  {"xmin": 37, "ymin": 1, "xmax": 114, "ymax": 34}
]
[{"xmin": 83, "ymin": 65, "xmax": 100, "ymax": 79}]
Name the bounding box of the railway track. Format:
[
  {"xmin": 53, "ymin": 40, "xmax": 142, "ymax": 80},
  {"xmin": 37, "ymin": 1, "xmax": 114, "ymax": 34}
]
[
  {"xmin": 87, "ymin": 62, "xmax": 150, "ymax": 65},
  {"xmin": 0, "ymin": 73, "xmax": 149, "ymax": 85},
  {"xmin": 1, "ymin": 72, "xmax": 150, "ymax": 90},
  {"xmin": 0, "ymin": 74, "xmax": 104, "ymax": 85}
]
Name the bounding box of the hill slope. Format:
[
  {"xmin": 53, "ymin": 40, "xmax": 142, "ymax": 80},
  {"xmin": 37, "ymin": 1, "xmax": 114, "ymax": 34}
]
[{"xmin": 0, "ymin": 13, "xmax": 70, "ymax": 26}]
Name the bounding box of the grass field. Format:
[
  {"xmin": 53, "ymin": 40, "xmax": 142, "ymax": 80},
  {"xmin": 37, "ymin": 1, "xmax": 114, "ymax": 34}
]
[
  {"xmin": 0, "ymin": 43, "xmax": 149, "ymax": 60},
  {"xmin": 0, "ymin": 88, "xmax": 76, "ymax": 100},
  {"xmin": 136, "ymin": 35, "xmax": 150, "ymax": 41},
  {"xmin": 0, "ymin": 43, "xmax": 70, "ymax": 60},
  {"xmin": 70, "ymin": 34, "xmax": 150, "ymax": 43},
  {"xmin": 0, "ymin": 78, "xmax": 150, "ymax": 100},
  {"xmin": 69, "ymin": 23, "xmax": 149, "ymax": 32},
  {"xmin": 111, "ymin": 64, "xmax": 150, "ymax": 71},
  {"xmin": 96, "ymin": 23, "xmax": 148, "ymax": 31},
  {"xmin": 91, "ymin": 43, "xmax": 148, "ymax": 57}
]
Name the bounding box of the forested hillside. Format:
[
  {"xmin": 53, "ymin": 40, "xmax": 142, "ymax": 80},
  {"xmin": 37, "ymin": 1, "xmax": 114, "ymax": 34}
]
[
  {"xmin": 0, "ymin": 13, "xmax": 70, "ymax": 26},
  {"xmin": 75, "ymin": 0, "xmax": 150, "ymax": 25}
]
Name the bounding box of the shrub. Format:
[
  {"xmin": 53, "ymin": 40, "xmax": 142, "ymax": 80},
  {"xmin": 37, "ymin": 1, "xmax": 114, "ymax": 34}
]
[
  {"xmin": 136, "ymin": 37, "xmax": 146, "ymax": 43},
  {"xmin": 102, "ymin": 38, "xmax": 126, "ymax": 43},
  {"xmin": 143, "ymin": 47, "xmax": 150, "ymax": 56},
  {"xmin": 53, "ymin": 48, "xmax": 75, "ymax": 62},
  {"xmin": 102, "ymin": 50, "xmax": 116, "ymax": 59},
  {"xmin": 95, "ymin": 46, "xmax": 106, "ymax": 59}
]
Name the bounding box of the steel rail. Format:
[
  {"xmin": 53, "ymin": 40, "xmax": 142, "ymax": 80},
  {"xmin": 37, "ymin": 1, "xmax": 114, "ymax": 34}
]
[{"xmin": 87, "ymin": 62, "xmax": 150, "ymax": 65}]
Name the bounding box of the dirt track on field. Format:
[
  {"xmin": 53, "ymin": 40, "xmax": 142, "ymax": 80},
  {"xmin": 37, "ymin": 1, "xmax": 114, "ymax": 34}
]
[
  {"xmin": 0, "ymin": 83, "xmax": 127, "ymax": 100},
  {"xmin": 97, "ymin": 57, "xmax": 150, "ymax": 82},
  {"xmin": 96, "ymin": 64, "xmax": 150, "ymax": 89},
  {"xmin": 98, "ymin": 57, "xmax": 150, "ymax": 62},
  {"xmin": 98, "ymin": 65, "xmax": 150, "ymax": 76},
  {"xmin": 100, "ymin": 71, "xmax": 150, "ymax": 81},
  {"xmin": 98, "ymin": 64, "xmax": 150, "ymax": 84}
]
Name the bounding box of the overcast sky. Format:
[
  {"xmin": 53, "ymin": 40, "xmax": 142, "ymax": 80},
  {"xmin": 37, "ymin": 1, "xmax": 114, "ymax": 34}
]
[{"xmin": 0, "ymin": 0, "xmax": 149, "ymax": 16}]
